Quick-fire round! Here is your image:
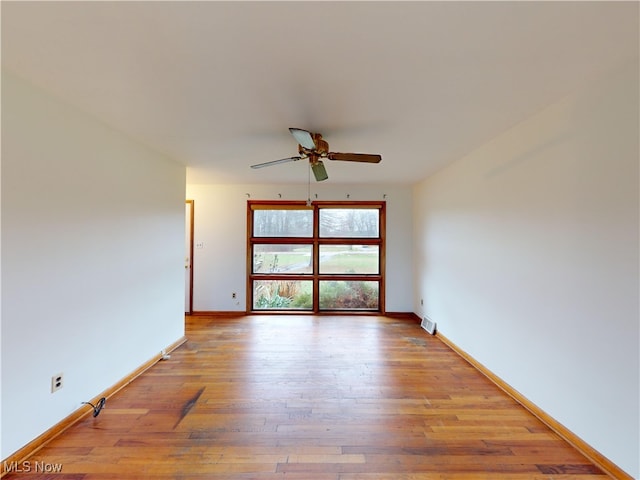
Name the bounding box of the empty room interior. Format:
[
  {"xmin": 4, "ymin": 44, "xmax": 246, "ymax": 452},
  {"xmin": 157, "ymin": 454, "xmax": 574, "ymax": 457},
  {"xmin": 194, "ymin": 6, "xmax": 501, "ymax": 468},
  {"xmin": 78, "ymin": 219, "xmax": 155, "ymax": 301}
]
[{"xmin": 1, "ymin": 2, "xmax": 638, "ymax": 479}]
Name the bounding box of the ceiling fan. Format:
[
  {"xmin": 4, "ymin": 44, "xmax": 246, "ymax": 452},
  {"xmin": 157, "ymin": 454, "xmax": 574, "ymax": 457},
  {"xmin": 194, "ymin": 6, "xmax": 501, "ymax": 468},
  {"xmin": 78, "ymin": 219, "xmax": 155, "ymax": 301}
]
[{"xmin": 250, "ymin": 128, "xmax": 382, "ymax": 181}]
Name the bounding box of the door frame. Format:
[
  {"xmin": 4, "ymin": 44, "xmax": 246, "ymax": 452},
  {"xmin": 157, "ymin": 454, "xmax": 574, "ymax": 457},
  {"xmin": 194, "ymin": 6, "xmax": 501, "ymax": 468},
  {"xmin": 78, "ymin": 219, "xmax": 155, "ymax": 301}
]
[{"xmin": 185, "ymin": 199, "xmax": 194, "ymax": 315}]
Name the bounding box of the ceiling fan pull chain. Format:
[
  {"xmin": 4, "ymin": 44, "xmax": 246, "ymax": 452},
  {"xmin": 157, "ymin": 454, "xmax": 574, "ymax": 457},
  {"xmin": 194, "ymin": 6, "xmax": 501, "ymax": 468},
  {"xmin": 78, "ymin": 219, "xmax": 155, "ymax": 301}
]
[{"xmin": 306, "ymin": 163, "xmax": 312, "ymax": 206}]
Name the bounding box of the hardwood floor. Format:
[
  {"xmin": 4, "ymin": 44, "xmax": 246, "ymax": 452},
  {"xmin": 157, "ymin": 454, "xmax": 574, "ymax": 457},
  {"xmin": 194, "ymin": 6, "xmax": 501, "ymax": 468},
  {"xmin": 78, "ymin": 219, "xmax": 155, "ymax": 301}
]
[{"xmin": 4, "ymin": 315, "xmax": 608, "ymax": 479}]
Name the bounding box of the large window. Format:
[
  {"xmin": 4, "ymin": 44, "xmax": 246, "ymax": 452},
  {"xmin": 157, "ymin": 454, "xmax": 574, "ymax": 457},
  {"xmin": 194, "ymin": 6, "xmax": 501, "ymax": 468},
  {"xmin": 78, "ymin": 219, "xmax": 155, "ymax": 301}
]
[{"xmin": 247, "ymin": 201, "xmax": 385, "ymax": 313}]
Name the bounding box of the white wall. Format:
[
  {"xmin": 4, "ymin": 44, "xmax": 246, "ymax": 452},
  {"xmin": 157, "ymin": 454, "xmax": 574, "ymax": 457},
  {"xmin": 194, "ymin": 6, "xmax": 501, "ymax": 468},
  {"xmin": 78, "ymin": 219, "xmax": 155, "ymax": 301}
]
[
  {"xmin": 1, "ymin": 72, "xmax": 186, "ymax": 459},
  {"xmin": 413, "ymin": 62, "xmax": 639, "ymax": 478},
  {"xmin": 185, "ymin": 183, "xmax": 413, "ymax": 313}
]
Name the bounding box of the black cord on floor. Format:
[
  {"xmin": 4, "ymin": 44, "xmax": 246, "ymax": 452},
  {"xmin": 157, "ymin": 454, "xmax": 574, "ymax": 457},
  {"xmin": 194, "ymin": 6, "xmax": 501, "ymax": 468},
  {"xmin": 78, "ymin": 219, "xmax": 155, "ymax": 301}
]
[{"xmin": 82, "ymin": 397, "xmax": 106, "ymax": 417}]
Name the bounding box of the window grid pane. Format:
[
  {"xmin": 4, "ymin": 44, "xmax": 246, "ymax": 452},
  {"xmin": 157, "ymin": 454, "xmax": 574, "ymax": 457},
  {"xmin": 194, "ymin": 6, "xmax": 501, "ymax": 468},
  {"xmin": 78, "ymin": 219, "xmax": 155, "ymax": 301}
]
[
  {"xmin": 253, "ymin": 244, "xmax": 313, "ymax": 274},
  {"xmin": 253, "ymin": 280, "xmax": 313, "ymax": 310},
  {"xmin": 319, "ymin": 280, "xmax": 379, "ymax": 310},
  {"xmin": 319, "ymin": 245, "xmax": 379, "ymax": 274},
  {"xmin": 319, "ymin": 208, "xmax": 379, "ymax": 238},
  {"xmin": 253, "ymin": 209, "xmax": 313, "ymax": 237}
]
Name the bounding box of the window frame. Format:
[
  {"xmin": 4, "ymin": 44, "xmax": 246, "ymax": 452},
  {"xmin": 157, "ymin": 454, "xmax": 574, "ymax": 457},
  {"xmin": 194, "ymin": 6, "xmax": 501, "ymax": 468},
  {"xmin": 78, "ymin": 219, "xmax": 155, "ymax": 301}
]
[{"xmin": 247, "ymin": 200, "xmax": 386, "ymax": 314}]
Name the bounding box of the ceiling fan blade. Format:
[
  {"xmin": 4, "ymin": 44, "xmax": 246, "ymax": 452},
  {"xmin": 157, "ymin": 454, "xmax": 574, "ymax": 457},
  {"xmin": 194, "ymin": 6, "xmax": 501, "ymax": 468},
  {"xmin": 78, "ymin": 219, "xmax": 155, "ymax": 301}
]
[
  {"xmin": 289, "ymin": 128, "xmax": 316, "ymax": 150},
  {"xmin": 311, "ymin": 161, "xmax": 328, "ymax": 181},
  {"xmin": 250, "ymin": 156, "xmax": 302, "ymax": 169},
  {"xmin": 327, "ymin": 152, "xmax": 382, "ymax": 163}
]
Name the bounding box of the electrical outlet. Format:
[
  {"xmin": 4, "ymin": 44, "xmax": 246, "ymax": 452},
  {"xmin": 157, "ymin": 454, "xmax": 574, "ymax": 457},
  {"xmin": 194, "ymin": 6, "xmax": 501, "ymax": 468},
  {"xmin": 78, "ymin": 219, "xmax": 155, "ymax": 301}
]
[
  {"xmin": 232, "ymin": 292, "xmax": 237, "ymax": 299},
  {"xmin": 51, "ymin": 373, "xmax": 63, "ymax": 393}
]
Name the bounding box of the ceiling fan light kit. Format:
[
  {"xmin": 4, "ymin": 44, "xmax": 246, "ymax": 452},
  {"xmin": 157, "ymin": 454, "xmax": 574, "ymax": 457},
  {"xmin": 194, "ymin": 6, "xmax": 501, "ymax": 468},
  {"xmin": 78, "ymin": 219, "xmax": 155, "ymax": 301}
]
[
  {"xmin": 250, "ymin": 127, "xmax": 382, "ymax": 182},
  {"xmin": 311, "ymin": 160, "xmax": 328, "ymax": 182}
]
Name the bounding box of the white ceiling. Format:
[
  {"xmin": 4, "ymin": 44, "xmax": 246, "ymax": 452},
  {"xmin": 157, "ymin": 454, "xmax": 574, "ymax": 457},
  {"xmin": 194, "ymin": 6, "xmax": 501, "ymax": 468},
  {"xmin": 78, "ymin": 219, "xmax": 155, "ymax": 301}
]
[{"xmin": 2, "ymin": 1, "xmax": 638, "ymax": 185}]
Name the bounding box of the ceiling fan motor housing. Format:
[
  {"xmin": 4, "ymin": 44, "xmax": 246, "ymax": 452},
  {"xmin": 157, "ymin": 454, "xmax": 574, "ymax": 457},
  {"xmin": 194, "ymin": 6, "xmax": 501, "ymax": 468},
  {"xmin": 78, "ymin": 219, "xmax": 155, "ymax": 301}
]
[{"xmin": 313, "ymin": 134, "xmax": 329, "ymax": 155}]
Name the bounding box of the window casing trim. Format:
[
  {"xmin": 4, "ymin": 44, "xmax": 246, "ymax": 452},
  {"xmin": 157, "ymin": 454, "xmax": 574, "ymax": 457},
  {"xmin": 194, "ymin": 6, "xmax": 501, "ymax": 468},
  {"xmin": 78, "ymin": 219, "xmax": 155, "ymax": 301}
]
[{"xmin": 247, "ymin": 200, "xmax": 385, "ymax": 313}]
